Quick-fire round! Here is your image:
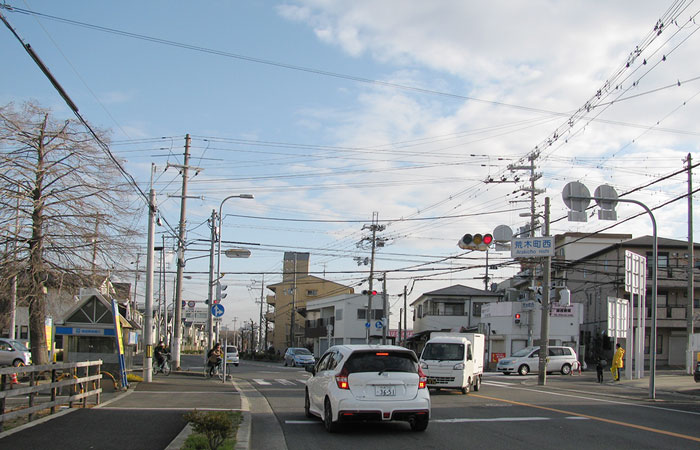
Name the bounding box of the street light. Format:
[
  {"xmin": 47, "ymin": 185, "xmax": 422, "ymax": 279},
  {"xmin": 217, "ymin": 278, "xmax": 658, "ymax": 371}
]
[
  {"xmin": 563, "ymin": 182, "xmax": 659, "ymax": 399},
  {"xmin": 207, "ymin": 194, "xmax": 254, "ymax": 352}
]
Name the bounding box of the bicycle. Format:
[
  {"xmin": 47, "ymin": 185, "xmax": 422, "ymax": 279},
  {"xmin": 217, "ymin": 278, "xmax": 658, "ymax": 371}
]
[
  {"xmin": 153, "ymin": 353, "xmax": 172, "ymax": 376},
  {"xmin": 205, "ymin": 358, "xmax": 223, "ymax": 380}
]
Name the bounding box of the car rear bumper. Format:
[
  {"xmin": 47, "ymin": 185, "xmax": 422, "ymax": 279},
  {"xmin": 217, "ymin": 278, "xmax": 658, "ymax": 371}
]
[{"xmin": 335, "ymin": 396, "xmax": 430, "ymax": 422}]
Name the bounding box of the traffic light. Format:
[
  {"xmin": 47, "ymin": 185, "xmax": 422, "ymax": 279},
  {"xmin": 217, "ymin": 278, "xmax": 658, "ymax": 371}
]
[
  {"xmin": 514, "ymin": 313, "xmax": 521, "ymax": 325},
  {"xmin": 458, "ymin": 233, "xmax": 494, "ymax": 251},
  {"xmin": 362, "ymin": 290, "xmax": 378, "ymax": 296},
  {"xmin": 216, "ymin": 282, "xmax": 228, "ymax": 302}
]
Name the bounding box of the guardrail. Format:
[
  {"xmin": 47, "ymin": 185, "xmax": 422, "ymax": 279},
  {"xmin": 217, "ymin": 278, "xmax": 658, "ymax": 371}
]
[{"xmin": 0, "ymin": 360, "xmax": 102, "ymax": 431}]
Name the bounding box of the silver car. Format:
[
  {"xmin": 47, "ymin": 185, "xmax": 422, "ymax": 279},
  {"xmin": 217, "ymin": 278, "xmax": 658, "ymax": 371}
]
[
  {"xmin": 497, "ymin": 345, "xmax": 578, "ymax": 376},
  {"xmin": 0, "ymin": 338, "xmax": 31, "ymax": 366}
]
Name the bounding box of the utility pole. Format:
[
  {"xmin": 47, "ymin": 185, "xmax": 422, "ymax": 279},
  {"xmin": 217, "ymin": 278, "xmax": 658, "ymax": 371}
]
[
  {"xmin": 170, "ymin": 134, "xmax": 196, "ymax": 370},
  {"xmin": 289, "ymin": 254, "xmax": 298, "ymax": 348},
  {"xmin": 9, "ymin": 186, "xmax": 20, "ymax": 340},
  {"xmin": 143, "ymin": 164, "xmax": 156, "ymax": 382},
  {"xmin": 206, "ymin": 209, "xmax": 217, "ymax": 354},
  {"xmin": 363, "ymin": 212, "xmax": 385, "ymax": 343},
  {"xmin": 537, "ymin": 197, "xmax": 551, "ymax": 386},
  {"xmin": 509, "ymin": 151, "xmax": 543, "ymax": 346},
  {"xmin": 686, "ymin": 153, "xmax": 695, "ymax": 375},
  {"xmin": 382, "ymin": 274, "xmax": 388, "ymax": 344},
  {"xmin": 233, "ymin": 317, "xmax": 238, "ymax": 348},
  {"xmin": 403, "ymin": 285, "xmax": 408, "ymax": 345},
  {"xmin": 259, "ymin": 275, "xmax": 265, "ymax": 351}
]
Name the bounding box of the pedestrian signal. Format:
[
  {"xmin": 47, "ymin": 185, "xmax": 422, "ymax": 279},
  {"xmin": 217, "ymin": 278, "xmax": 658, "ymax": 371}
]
[{"xmin": 514, "ymin": 313, "xmax": 521, "ymax": 325}]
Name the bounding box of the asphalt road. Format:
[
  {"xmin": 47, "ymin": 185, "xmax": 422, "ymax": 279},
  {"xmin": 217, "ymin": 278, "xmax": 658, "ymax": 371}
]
[{"xmin": 231, "ymin": 360, "xmax": 700, "ymax": 450}]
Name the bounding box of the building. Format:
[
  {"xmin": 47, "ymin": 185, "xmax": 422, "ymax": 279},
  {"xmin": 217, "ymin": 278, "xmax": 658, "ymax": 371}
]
[
  {"xmin": 305, "ymin": 293, "xmax": 390, "ymax": 356},
  {"xmin": 410, "ymin": 284, "xmax": 502, "ymax": 334},
  {"xmin": 266, "ymin": 252, "xmax": 354, "ymax": 352},
  {"xmin": 562, "ymin": 235, "xmax": 700, "ymax": 366}
]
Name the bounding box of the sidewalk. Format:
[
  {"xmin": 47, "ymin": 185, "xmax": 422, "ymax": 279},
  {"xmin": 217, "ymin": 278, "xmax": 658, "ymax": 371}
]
[{"xmin": 0, "ymin": 372, "xmax": 246, "ymax": 450}]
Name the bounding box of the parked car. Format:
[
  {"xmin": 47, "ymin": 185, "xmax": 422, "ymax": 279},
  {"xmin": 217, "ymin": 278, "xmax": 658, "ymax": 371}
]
[
  {"xmin": 0, "ymin": 338, "xmax": 31, "ymax": 366},
  {"xmin": 496, "ymin": 345, "xmax": 578, "ymax": 376},
  {"xmin": 304, "ymin": 345, "xmax": 430, "ymax": 432},
  {"xmin": 225, "ymin": 345, "xmax": 239, "ymax": 366},
  {"xmin": 694, "ymin": 361, "xmax": 700, "ymax": 383},
  {"xmin": 284, "ymin": 347, "xmax": 315, "ymax": 367}
]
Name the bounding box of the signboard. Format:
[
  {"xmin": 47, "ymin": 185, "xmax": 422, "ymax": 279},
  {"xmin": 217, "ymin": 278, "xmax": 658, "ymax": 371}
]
[
  {"xmin": 625, "ymin": 251, "xmax": 646, "ymax": 294},
  {"xmin": 607, "ymin": 297, "xmax": 629, "ymax": 338},
  {"xmin": 183, "ymin": 308, "xmax": 210, "ymax": 325},
  {"xmin": 111, "ymin": 300, "xmax": 129, "ymax": 389},
  {"xmin": 55, "ymin": 326, "xmax": 116, "ymax": 336},
  {"xmin": 511, "ymin": 237, "xmax": 555, "ymax": 257},
  {"xmin": 550, "ymin": 306, "xmax": 574, "ymax": 317},
  {"xmin": 212, "ymin": 304, "xmax": 225, "ymax": 317},
  {"xmin": 491, "ymin": 352, "xmax": 506, "ymax": 363},
  {"xmin": 522, "ymin": 301, "xmax": 536, "ymax": 311}
]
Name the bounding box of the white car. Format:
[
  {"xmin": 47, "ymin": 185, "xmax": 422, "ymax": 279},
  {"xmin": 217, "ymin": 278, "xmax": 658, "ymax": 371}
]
[
  {"xmin": 225, "ymin": 346, "xmax": 239, "ymax": 366},
  {"xmin": 304, "ymin": 345, "xmax": 431, "ymax": 432},
  {"xmin": 0, "ymin": 338, "xmax": 31, "ymax": 366}
]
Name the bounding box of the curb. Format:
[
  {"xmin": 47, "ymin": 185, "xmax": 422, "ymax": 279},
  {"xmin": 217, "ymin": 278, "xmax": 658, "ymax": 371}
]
[{"xmin": 231, "ymin": 378, "xmax": 251, "ymax": 450}]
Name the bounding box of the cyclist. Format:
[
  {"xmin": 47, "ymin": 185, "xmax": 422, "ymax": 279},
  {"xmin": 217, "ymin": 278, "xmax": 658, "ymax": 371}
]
[
  {"xmin": 154, "ymin": 341, "xmax": 167, "ymax": 372},
  {"xmin": 207, "ymin": 343, "xmax": 223, "ymax": 375}
]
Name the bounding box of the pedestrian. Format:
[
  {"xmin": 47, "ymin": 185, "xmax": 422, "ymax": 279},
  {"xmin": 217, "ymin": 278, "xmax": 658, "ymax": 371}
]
[
  {"xmin": 610, "ymin": 343, "xmax": 625, "ymax": 381},
  {"xmin": 596, "ymin": 358, "xmax": 604, "ymax": 383}
]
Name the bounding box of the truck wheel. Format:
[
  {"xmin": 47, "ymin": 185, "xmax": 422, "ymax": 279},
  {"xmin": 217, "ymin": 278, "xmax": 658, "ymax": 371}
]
[
  {"xmin": 473, "ymin": 376, "xmax": 481, "ymax": 392},
  {"xmin": 461, "ymin": 379, "xmax": 470, "ymax": 394}
]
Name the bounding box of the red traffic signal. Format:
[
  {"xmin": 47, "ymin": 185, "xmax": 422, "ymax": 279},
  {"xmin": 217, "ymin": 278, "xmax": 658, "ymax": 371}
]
[
  {"xmin": 362, "ymin": 290, "xmax": 378, "ymax": 296},
  {"xmin": 514, "ymin": 313, "xmax": 521, "ymax": 324},
  {"xmin": 458, "ymin": 233, "xmax": 494, "ymax": 251}
]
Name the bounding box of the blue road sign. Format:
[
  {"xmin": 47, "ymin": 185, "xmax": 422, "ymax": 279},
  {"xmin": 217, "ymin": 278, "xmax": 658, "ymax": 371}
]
[
  {"xmin": 375, "ymin": 320, "xmax": 383, "ymax": 329},
  {"xmin": 211, "ymin": 304, "xmax": 225, "ymax": 317},
  {"xmin": 365, "ymin": 322, "xmax": 371, "ymax": 328}
]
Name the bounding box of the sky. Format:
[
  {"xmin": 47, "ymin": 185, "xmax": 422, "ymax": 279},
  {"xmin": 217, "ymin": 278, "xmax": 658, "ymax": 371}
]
[{"xmin": 2, "ymin": 1, "xmax": 700, "ymax": 333}]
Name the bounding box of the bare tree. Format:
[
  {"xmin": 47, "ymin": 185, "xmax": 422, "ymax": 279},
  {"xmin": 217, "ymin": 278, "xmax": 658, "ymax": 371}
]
[{"xmin": 0, "ymin": 101, "xmax": 139, "ymax": 365}]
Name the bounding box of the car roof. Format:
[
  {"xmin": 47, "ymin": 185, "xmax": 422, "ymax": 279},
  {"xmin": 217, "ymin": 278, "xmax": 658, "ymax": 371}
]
[{"xmin": 328, "ymin": 344, "xmax": 414, "ymax": 354}]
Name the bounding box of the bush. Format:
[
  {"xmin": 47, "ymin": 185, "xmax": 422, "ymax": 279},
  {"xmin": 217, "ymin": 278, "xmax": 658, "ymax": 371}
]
[{"xmin": 183, "ymin": 410, "xmax": 239, "ymax": 450}]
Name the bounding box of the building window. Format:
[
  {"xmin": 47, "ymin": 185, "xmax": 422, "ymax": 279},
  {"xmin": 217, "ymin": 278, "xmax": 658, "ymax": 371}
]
[
  {"xmin": 418, "ymin": 304, "xmax": 423, "ymax": 318},
  {"xmin": 306, "ymin": 289, "xmax": 318, "ymax": 296},
  {"xmin": 473, "ymin": 302, "xmax": 483, "ymax": 317},
  {"xmin": 335, "ymin": 309, "xmax": 343, "ymax": 321},
  {"xmin": 372, "ymin": 309, "xmax": 383, "ymax": 320},
  {"xmin": 357, "ymin": 309, "xmax": 366, "ymax": 320},
  {"xmin": 443, "ymin": 303, "xmax": 464, "ymax": 316}
]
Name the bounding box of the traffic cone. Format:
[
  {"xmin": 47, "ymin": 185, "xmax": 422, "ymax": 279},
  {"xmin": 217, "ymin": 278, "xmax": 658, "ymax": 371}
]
[{"xmin": 10, "ymin": 373, "xmax": 19, "ymax": 384}]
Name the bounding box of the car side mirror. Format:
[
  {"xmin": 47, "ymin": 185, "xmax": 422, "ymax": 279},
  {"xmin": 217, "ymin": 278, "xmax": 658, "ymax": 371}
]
[{"xmin": 305, "ymin": 365, "xmax": 316, "ymax": 375}]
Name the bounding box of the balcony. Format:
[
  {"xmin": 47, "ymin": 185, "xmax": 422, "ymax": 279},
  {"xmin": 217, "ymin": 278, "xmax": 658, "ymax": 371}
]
[{"xmin": 305, "ymin": 317, "xmax": 335, "ymax": 338}]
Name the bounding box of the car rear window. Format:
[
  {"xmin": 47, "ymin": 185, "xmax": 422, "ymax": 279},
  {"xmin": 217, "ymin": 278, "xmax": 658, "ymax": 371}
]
[
  {"xmin": 294, "ymin": 348, "xmax": 311, "ymax": 355},
  {"xmin": 344, "ymin": 351, "xmax": 418, "ymax": 374},
  {"xmin": 421, "ymin": 343, "xmax": 464, "ymax": 361},
  {"xmin": 226, "ymin": 347, "xmax": 237, "ymax": 354}
]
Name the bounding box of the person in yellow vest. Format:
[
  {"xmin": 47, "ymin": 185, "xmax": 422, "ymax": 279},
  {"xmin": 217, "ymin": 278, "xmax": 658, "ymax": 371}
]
[{"xmin": 611, "ymin": 343, "xmax": 625, "ymax": 381}]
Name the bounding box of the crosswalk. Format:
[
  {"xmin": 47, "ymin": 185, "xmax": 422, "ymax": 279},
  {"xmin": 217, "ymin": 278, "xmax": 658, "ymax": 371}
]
[{"xmin": 251, "ymin": 378, "xmax": 307, "ymax": 386}]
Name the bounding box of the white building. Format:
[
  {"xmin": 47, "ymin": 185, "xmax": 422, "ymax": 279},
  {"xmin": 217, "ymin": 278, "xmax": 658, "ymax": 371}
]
[
  {"xmin": 305, "ymin": 293, "xmax": 387, "ymax": 356},
  {"xmin": 410, "ymin": 285, "xmax": 501, "ymax": 334}
]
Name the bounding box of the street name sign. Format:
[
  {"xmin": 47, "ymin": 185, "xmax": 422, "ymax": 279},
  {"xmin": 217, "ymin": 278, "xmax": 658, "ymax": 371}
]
[{"xmin": 511, "ymin": 237, "xmax": 555, "ymax": 257}]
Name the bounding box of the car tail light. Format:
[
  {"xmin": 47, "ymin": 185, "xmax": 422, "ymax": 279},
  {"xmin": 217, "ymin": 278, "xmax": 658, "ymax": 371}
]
[
  {"xmin": 335, "ymin": 366, "xmax": 350, "ymax": 390},
  {"xmin": 418, "ymin": 366, "xmax": 427, "ymax": 389}
]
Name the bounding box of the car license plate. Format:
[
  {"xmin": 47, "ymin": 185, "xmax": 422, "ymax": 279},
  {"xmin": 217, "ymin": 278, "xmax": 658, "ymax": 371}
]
[{"xmin": 375, "ymin": 385, "xmax": 395, "ymax": 396}]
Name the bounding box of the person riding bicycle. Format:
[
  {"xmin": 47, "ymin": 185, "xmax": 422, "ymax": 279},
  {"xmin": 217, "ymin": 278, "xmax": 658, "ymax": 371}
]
[
  {"xmin": 207, "ymin": 343, "xmax": 222, "ymax": 371},
  {"xmin": 154, "ymin": 341, "xmax": 167, "ymax": 370}
]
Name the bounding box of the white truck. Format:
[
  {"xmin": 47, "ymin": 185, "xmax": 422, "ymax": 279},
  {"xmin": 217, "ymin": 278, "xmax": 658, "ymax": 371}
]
[{"xmin": 419, "ymin": 333, "xmax": 485, "ymax": 394}]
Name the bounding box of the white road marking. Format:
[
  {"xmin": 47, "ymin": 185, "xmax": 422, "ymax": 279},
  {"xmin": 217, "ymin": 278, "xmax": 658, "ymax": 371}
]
[
  {"xmin": 285, "ymin": 420, "xmax": 318, "ymax": 424},
  {"xmin": 276, "ymin": 379, "xmax": 295, "ymax": 385},
  {"xmin": 434, "ymin": 416, "xmax": 550, "ymax": 423},
  {"xmin": 253, "ymin": 379, "xmax": 271, "ymax": 385}
]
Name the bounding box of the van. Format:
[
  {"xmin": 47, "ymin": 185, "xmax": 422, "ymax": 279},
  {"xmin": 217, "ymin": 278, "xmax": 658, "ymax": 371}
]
[
  {"xmin": 496, "ymin": 345, "xmax": 578, "ymax": 376},
  {"xmin": 225, "ymin": 345, "xmax": 239, "ymax": 366},
  {"xmin": 419, "ymin": 333, "xmax": 484, "ymax": 394}
]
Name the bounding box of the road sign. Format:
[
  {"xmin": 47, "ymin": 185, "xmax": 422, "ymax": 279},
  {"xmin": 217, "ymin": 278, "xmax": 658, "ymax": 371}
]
[
  {"xmin": 511, "ymin": 237, "xmax": 555, "ymax": 257},
  {"xmin": 375, "ymin": 320, "xmax": 383, "ymax": 329},
  {"xmin": 365, "ymin": 322, "xmax": 371, "ymax": 328},
  {"xmin": 211, "ymin": 304, "xmax": 225, "ymax": 318},
  {"xmin": 187, "ymin": 301, "xmax": 195, "ymax": 307}
]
